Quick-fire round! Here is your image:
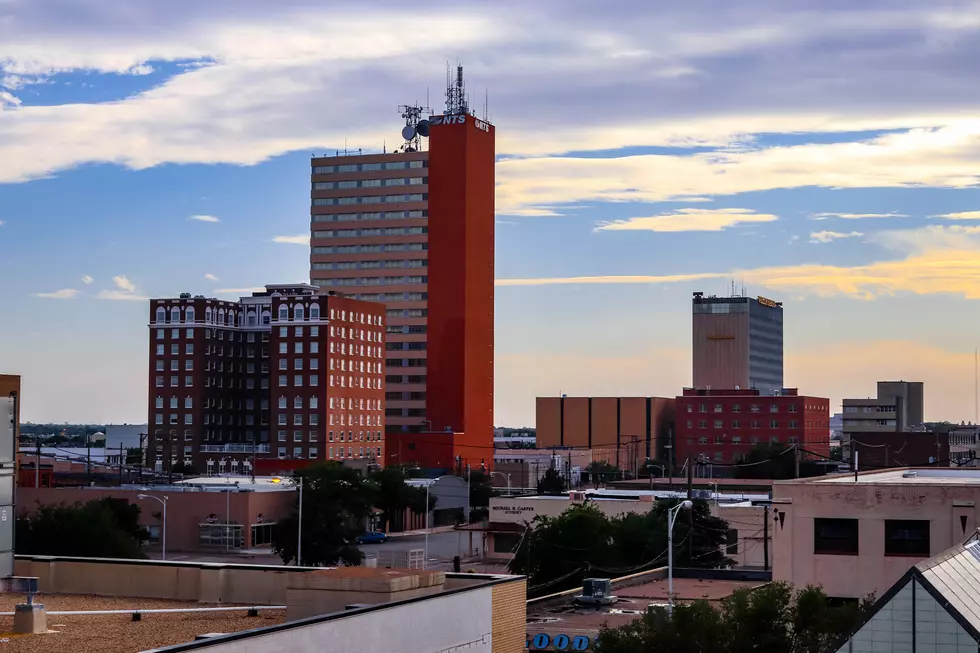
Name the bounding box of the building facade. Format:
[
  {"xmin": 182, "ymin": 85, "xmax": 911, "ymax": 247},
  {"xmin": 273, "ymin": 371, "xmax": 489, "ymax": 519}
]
[
  {"xmin": 309, "ymin": 85, "xmax": 495, "ymax": 470},
  {"xmin": 842, "ymin": 380, "xmax": 925, "ymax": 457},
  {"xmin": 674, "ymin": 387, "xmax": 830, "ymax": 464},
  {"xmin": 692, "ymin": 292, "xmax": 783, "ymax": 394},
  {"xmin": 535, "ymin": 396, "xmax": 675, "ymax": 470},
  {"xmin": 147, "ymin": 285, "xmax": 386, "ymax": 473}
]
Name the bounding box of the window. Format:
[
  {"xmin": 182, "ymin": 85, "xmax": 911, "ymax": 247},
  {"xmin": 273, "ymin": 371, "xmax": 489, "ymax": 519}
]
[
  {"xmin": 732, "ymin": 405, "xmax": 741, "ymax": 413},
  {"xmin": 170, "ymin": 376, "xmax": 179, "ymax": 387},
  {"xmin": 278, "ymin": 415, "xmax": 288, "ymax": 426},
  {"xmin": 294, "ymin": 414, "xmax": 303, "ymax": 426},
  {"xmin": 885, "ymin": 520, "xmax": 930, "ymax": 556},
  {"xmin": 295, "ymin": 306, "xmax": 305, "ymax": 321},
  {"xmin": 155, "ymin": 414, "xmax": 163, "ymax": 425},
  {"xmin": 714, "ymin": 420, "xmax": 723, "ymax": 429},
  {"xmin": 813, "ymin": 518, "xmax": 859, "ymax": 555},
  {"xmin": 770, "ymin": 404, "xmax": 779, "ymax": 413},
  {"xmin": 750, "ymin": 405, "xmax": 760, "ymax": 413},
  {"xmin": 155, "ymin": 397, "xmax": 164, "ymax": 409},
  {"xmin": 185, "ymin": 397, "xmax": 193, "ymax": 409},
  {"xmin": 310, "ymin": 359, "xmax": 319, "ymax": 370},
  {"xmin": 279, "ymin": 359, "xmax": 288, "ymax": 370},
  {"xmin": 156, "ymin": 376, "xmax": 164, "ymax": 387},
  {"xmin": 279, "ymin": 375, "xmax": 287, "ymax": 387},
  {"xmin": 310, "ymin": 375, "xmax": 319, "ymax": 386},
  {"xmin": 295, "ymin": 342, "xmax": 304, "ymax": 354},
  {"xmin": 698, "ymin": 436, "xmax": 708, "ymax": 444},
  {"xmin": 294, "ymin": 375, "xmax": 303, "ymax": 386},
  {"xmin": 311, "ymin": 326, "xmax": 319, "ymax": 337},
  {"xmin": 293, "ymin": 447, "xmax": 303, "ymax": 458},
  {"xmin": 686, "ymin": 405, "xmax": 693, "ymax": 413},
  {"xmin": 698, "ymin": 420, "xmax": 707, "ymax": 428},
  {"xmin": 714, "ymin": 404, "xmax": 723, "ymax": 413},
  {"xmin": 789, "ymin": 405, "xmax": 798, "ymax": 413},
  {"xmin": 186, "ymin": 343, "xmax": 194, "ymax": 355},
  {"xmin": 278, "ymin": 430, "xmax": 287, "ymax": 442},
  {"xmin": 184, "ymin": 415, "xmax": 193, "ymax": 425},
  {"xmin": 156, "ymin": 344, "xmax": 164, "ymax": 356},
  {"xmin": 698, "ymin": 404, "xmax": 706, "ymax": 413},
  {"xmin": 732, "ymin": 420, "xmax": 741, "ymax": 428},
  {"xmin": 294, "ymin": 359, "xmax": 303, "ymax": 370},
  {"xmin": 310, "ymin": 342, "xmax": 319, "ymax": 354},
  {"xmin": 770, "ymin": 420, "xmax": 778, "ymax": 428}
]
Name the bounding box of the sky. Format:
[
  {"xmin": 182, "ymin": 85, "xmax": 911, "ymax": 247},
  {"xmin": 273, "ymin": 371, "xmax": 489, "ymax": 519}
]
[{"xmin": 4, "ymin": 1, "xmax": 980, "ymax": 427}]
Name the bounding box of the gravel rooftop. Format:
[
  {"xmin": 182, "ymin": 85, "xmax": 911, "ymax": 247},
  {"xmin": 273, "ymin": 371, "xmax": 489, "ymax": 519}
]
[{"xmin": 0, "ymin": 594, "xmax": 285, "ymax": 653}]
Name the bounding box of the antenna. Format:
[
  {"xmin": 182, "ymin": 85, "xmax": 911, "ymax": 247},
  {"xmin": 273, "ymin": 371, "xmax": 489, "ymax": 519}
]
[
  {"xmin": 484, "ymin": 88, "xmax": 489, "ymax": 121},
  {"xmin": 446, "ymin": 61, "xmax": 468, "ymax": 115},
  {"xmin": 397, "ymin": 101, "xmax": 431, "ymax": 152}
]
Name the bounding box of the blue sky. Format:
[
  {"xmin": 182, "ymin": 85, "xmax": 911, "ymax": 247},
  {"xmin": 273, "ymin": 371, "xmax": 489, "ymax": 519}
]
[{"xmin": 4, "ymin": 0, "xmax": 980, "ymax": 426}]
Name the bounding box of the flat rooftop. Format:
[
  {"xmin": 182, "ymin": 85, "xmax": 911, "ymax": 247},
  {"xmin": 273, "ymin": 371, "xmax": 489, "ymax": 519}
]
[
  {"xmin": 810, "ymin": 468, "xmax": 980, "ymax": 485},
  {"xmin": 526, "ymin": 577, "xmax": 765, "ymax": 637},
  {"xmin": 0, "ymin": 594, "xmax": 285, "ymax": 653}
]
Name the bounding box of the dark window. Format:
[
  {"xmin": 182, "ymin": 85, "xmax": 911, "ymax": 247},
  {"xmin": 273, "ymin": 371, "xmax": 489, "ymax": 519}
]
[
  {"xmin": 814, "ymin": 518, "xmax": 859, "ymax": 555},
  {"xmin": 726, "ymin": 529, "xmax": 739, "ymax": 554},
  {"xmin": 885, "ymin": 520, "xmax": 930, "ymax": 556}
]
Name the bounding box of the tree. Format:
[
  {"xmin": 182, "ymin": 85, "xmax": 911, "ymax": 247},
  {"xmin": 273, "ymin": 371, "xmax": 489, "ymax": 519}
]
[
  {"xmin": 509, "ymin": 499, "xmax": 734, "ymax": 595},
  {"xmin": 585, "ymin": 461, "xmax": 621, "ymax": 486},
  {"xmin": 467, "ymin": 470, "xmax": 496, "ymax": 522},
  {"xmin": 170, "ymin": 461, "xmax": 198, "ymax": 476},
  {"xmin": 370, "ymin": 466, "xmax": 428, "ymax": 532},
  {"xmin": 595, "ymin": 582, "xmax": 875, "ymax": 653},
  {"xmin": 536, "ymin": 467, "xmax": 566, "ymax": 495},
  {"xmin": 17, "ymin": 498, "xmax": 148, "ymax": 558},
  {"xmin": 272, "ymin": 462, "xmax": 374, "ymax": 567}
]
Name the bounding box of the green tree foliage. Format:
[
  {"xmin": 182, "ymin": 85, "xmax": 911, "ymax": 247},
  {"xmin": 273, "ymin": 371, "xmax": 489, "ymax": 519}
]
[
  {"xmin": 468, "ymin": 470, "xmax": 496, "ymax": 522},
  {"xmin": 17, "ymin": 498, "xmax": 148, "ymax": 558},
  {"xmin": 170, "ymin": 461, "xmax": 198, "ymax": 476},
  {"xmin": 508, "ymin": 499, "xmax": 734, "ymax": 595},
  {"xmin": 585, "ymin": 461, "xmax": 621, "ymax": 485},
  {"xmin": 370, "ymin": 466, "xmax": 429, "ymax": 531},
  {"xmin": 596, "ymin": 582, "xmax": 875, "ymax": 653},
  {"xmin": 536, "ymin": 467, "xmax": 566, "ymax": 495},
  {"xmin": 272, "ymin": 462, "xmax": 375, "ymax": 567}
]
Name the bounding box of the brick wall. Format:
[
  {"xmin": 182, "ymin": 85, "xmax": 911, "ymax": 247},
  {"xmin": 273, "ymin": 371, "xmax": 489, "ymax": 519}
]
[{"xmin": 492, "ymin": 578, "xmax": 527, "ymax": 653}]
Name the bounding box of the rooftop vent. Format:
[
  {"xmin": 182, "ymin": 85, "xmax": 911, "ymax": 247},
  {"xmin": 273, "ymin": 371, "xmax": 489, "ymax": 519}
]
[{"xmin": 902, "ymin": 471, "xmax": 918, "ymax": 478}]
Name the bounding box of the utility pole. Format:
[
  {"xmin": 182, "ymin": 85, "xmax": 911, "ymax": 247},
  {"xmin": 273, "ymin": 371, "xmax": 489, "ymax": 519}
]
[
  {"xmin": 86, "ymin": 432, "xmax": 92, "ymax": 483},
  {"xmin": 137, "ymin": 433, "xmax": 146, "ymax": 484},
  {"xmin": 465, "ymin": 464, "xmax": 471, "ymax": 524},
  {"xmin": 794, "ymin": 444, "xmax": 800, "ymax": 479},
  {"xmin": 119, "ymin": 444, "xmax": 124, "ymax": 485},
  {"xmin": 666, "ymin": 426, "xmax": 674, "ymax": 492},
  {"xmin": 35, "ymin": 437, "xmax": 40, "ymax": 488},
  {"xmin": 686, "ymin": 456, "xmax": 694, "ymax": 564},
  {"xmin": 763, "ymin": 504, "xmax": 769, "ymax": 571}
]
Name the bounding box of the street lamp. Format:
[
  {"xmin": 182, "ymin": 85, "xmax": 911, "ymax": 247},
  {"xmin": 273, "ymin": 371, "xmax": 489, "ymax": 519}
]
[
  {"xmin": 667, "ymin": 499, "xmax": 693, "ymax": 617},
  {"xmin": 489, "ymin": 471, "xmax": 512, "ymax": 495},
  {"xmin": 137, "ymin": 494, "xmax": 169, "ymax": 561},
  {"xmin": 646, "ymin": 464, "xmax": 666, "ymax": 489}
]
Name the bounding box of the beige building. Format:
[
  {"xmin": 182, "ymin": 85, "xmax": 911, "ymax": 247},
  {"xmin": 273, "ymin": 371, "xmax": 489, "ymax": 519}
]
[
  {"xmin": 842, "ymin": 380, "xmax": 924, "ymax": 456},
  {"xmin": 772, "ymin": 468, "xmax": 980, "ymax": 600},
  {"xmin": 486, "ymin": 491, "xmax": 769, "ymax": 568}
]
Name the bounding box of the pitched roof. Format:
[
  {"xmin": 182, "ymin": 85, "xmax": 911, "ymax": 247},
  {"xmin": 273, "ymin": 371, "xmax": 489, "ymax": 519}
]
[{"xmin": 915, "ymin": 538, "xmax": 980, "ymax": 636}]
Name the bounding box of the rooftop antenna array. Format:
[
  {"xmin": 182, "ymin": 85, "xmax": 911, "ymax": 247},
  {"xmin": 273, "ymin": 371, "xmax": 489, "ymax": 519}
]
[
  {"xmin": 446, "ymin": 62, "xmax": 469, "ymax": 116},
  {"xmin": 397, "ymin": 102, "xmax": 432, "ymax": 153}
]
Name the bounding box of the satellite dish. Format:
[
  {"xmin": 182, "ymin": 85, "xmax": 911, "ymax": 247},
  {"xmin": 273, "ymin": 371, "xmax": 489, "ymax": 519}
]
[
  {"xmin": 416, "ymin": 120, "xmax": 430, "ymax": 137},
  {"xmin": 401, "ymin": 125, "xmax": 416, "ymax": 141}
]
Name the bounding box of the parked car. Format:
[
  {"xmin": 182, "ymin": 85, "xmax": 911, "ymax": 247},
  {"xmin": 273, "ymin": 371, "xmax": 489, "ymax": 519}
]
[{"xmin": 355, "ymin": 531, "xmax": 388, "ymax": 544}]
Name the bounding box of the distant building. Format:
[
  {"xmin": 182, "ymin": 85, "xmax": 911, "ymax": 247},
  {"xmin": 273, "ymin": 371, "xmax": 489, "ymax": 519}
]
[
  {"xmin": 675, "ymin": 387, "xmax": 830, "ymax": 465},
  {"xmin": 692, "ymin": 291, "xmax": 784, "ymax": 395},
  {"xmin": 842, "ymin": 380, "xmax": 925, "ymax": 457}
]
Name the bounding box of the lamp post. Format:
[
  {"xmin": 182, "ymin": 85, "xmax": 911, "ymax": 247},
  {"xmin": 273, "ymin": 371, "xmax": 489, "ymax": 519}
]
[
  {"xmin": 489, "ymin": 471, "xmax": 512, "ymax": 495},
  {"xmin": 646, "ymin": 464, "xmax": 666, "ymax": 489},
  {"xmin": 667, "ymin": 499, "xmax": 693, "ymax": 617},
  {"xmin": 296, "ymin": 476, "xmax": 304, "ymax": 566},
  {"xmin": 424, "ymin": 481, "xmax": 430, "ymax": 570},
  {"xmin": 137, "ymin": 494, "xmax": 169, "ymax": 561}
]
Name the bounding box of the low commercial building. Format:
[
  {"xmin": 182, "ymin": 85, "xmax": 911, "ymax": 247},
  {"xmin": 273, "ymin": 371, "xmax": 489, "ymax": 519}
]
[
  {"xmin": 16, "ymin": 475, "xmax": 295, "ymax": 552},
  {"xmin": 492, "ymin": 449, "xmax": 594, "ymax": 491},
  {"xmin": 772, "ymin": 468, "xmax": 980, "ymax": 600},
  {"xmin": 841, "ymin": 380, "xmax": 924, "ymax": 458},
  {"xmin": 484, "ymin": 490, "xmax": 769, "ymax": 567}
]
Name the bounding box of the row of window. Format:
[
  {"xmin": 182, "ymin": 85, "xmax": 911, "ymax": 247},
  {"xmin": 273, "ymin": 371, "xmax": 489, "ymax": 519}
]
[
  {"xmin": 277, "ymin": 341, "xmax": 321, "ymax": 355},
  {"xmin": 312, "ymin": 210, "xmax": 426, "ymax": 223},
  {"xmin": 387, "ymin": 309, "xmax": 427, "ymax": 318},
  {"xmin": 313, "ymin": 160, "xmax": 425, "ymax": 173},
  {"xmin": 312, "ymin": 243, "xmax": 426, "ymax": 255},
  {"xmin": 352, "ymin": 292, "xmax": 426, "ymax": 302},
  {"xmin": 687, "ymin": 403, "xmax": 801, "ymax": 414},
  {"xmin": 311, "ymin": 194, "xmax": 426, "ymax": 206},
  {"xmin": 312, "ymin": 259, "xmax": 427, "ymax": 271},
  {"xmin": 316, "ymin": 276, "xmax": 427, "ymax": 287},
  {"xmin": 689, "ymin": 435, "xmax": 797, "ymax": 445},
  {"xmin": 387, "ymin": 325, "xmax": 427, "ymax": 334},
  {"xmin": 814, "ymin": 518, "xmax": 929, "ymax": 557},
  {"xmin": 688, "ymin": 419, "xmax": 803, "ymax": 429},
  {"xmin": 273, "ymin": 374, "xmax": 383, "ymax": 389},
  {"xmin": 843, "ymin": 405, "xmax": 895, "ymax": 413},
  {"xmin": 312, "ymin": 227, "xmax": 427, "ymax": 238},
  {"xmin": 386, "ymin": 375, "xmax": 426, "ymax": 384},
  {"xmin": 313, "ymin": 177, "xmax": 426, "ymax": 190},
  {"xmin": 386, "ymin": 359, "xmax": 426, "ymax": 368},
  {"xmin": 386, "ymin": 342, "xmax": 426, "ymax": 351},
  {"xmin": 157, "ymin": 344, "xmax": 195, "ymax": 356}
]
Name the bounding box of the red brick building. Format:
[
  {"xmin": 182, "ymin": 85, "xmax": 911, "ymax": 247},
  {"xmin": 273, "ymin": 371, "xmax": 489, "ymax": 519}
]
[
  {"xmin": 674, "ymin": 388, "xmax": 830, "ymax": 465},
  {"xmin": 147, "ymin": 285, "xmax": 385, "ymax": 474}
]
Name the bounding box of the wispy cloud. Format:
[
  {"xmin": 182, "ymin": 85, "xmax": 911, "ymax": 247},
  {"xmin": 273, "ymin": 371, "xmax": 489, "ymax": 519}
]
[
  {"xmin": 810, "ymin": 212, "xmax": 908, "ymax": 220},
  {"xmin": 35, "ymin": 288, "xmax": 78, "ymax": 299},
  {"xmin": 596, "ymin": 208, "xmax": 777, "ymax": 233},
  {"xmin": 204, "ymin": 273, "xmax": 219, "ymax": 281},
  {"xmin": 96, "ymin": 290, "xmax": 149, "ymax": 301},
  {"xmin": 810, "ymin": 230, "xmax": 864, "ymax": 243},
  {"xmin": 273, "ymin": 235, "xmax": 310, "ymax": 245},
  {"xmin": 0, "ymin": 91, "xmax": 21, "ymax": 109},
  {"xmin": 189, "ymin": 214, "xmax": 220, "ymax": 223},
  {"xmin": 496, "ymin": 208, "xmax": 563, "ymax": 217},
  {"xmin": 81, "ymin": 275, "xmax": 94, "ymax": 284},
  {"xmin": 125, "ymin": 64, "xmax": 154, "ymax": 76},
  {"xmin": 932, "ymin": 211, "xmax": 980, "ymax": 220}
]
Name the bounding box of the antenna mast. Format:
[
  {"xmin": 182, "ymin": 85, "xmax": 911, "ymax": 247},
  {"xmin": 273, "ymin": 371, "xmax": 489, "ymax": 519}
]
[{"xmin": 446, "ymin": 62, "xmax": 468, "ymax": 116}]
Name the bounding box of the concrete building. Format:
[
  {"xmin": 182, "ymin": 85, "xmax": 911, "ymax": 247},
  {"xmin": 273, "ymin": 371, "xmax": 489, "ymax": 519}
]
[
  {"xmin": 833, "ymin": 538, "xmax": 980, "ymax": 653},
  {"xmin": 675, "ymin": 387, "xmax": 830, "ymax": 464},
  {"xmin": 772, "ymin": 468, "xmax": 980, "ymax": 600},
  {"xmin": 12, "ymin": 556, "xmax": 526, "ymax": 653},
  {"xmin": 405, "ymin": 475, "xmax": 470, "ymax": 527},
  {"xmin": 147, "ymin": 285, "xmax": 386, "ymax": 473},
  {"xmin": 692, "ymin": 291, "xmax": 783, "ymax": 394},
  {"xmin": 842, "ymin": 380, "xmax": 925, "ymax": 457},
  {"xmin": 535, "ymin": 396, "xmax": 675, "ymax": 470},
  {"xmin": 310, "ymin": 70, "xmax": 495, "ymax": 473},
  {"xmin": 492, "ymin": 449, "xmax": 594, "ymax": 491},
  {"xmin": 950, "ymin": 425, "xmax": 979, "ymax": 466}
]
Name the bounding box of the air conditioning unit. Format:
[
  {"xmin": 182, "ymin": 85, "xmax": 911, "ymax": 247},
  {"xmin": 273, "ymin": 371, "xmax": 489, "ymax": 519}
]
[{"xmin": 574, "ymin": 578, "xmax": 617, "ymax": 606}]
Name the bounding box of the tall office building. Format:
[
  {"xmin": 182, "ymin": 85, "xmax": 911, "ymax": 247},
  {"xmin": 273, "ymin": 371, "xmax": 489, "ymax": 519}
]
[
  {"xmin": 147, "ymin": 285, "xmax": 386, "ymax": 474},
  {"xmin": 310, "ymin": 67, "xmax": 494, "ymax": 469},
  {"xmin": 692, "ymin": 291, "xmax": 784, "ymax": 394}
]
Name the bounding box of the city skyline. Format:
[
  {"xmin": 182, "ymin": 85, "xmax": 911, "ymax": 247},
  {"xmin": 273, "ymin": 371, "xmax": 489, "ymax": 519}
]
[{"xmin": 4, "ymin": 1, "xmax": 980, "ymax": 426}]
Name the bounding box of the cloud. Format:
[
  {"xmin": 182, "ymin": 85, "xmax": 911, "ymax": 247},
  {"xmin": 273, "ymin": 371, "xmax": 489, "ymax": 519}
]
[
  {"xmin": 932, "ymin": 211, "xmax": 980, "ymax": 220},
  {"xmin": 809, "ymin": 230, "xmax": 864, "ymax": 243},
  {"xmin": 810, "ymin": 212, "xmax": 908, "ymax": 220},
  {"xmin": 498, "ymin": 225, "xmax": 980, "ymax": 300},
  {"xmin": 204, "ymin": 273, "xmax": 219, "ymax": 281},
  {"xmin": 113, "ymin": 275, "xmax": 136, "ymax": 293},
  {"xmin": 188, "ymin": 214, "xmax": 219, "ymax": 223},
  {"xmin": 96, "ymin": 290, "xmax": 150, "ymax": 301},
  {"xmin": 125, "ymin": 64, "xmax": 155, "ymax": 76},
  {"xmin": 273, "ymin": 235, "xmax": 310, "ymax": 245},
  {"xmin": 596, "ymin": 208, "xmax": 778, "ymax": 233},
  {"xmin": 81, "ymin": 275, "xmax": 94, "ymax": 284},
  {"xmin": 496, "ymin": 208, "xmax": 564, "ymax": 217},
  {"xmin": 0, "ymin": 90, "xmax": 20, "ymax": 109},
  {"xmin": 35, "ymin": 288, "xmax": 78, "ymax": 299}
]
